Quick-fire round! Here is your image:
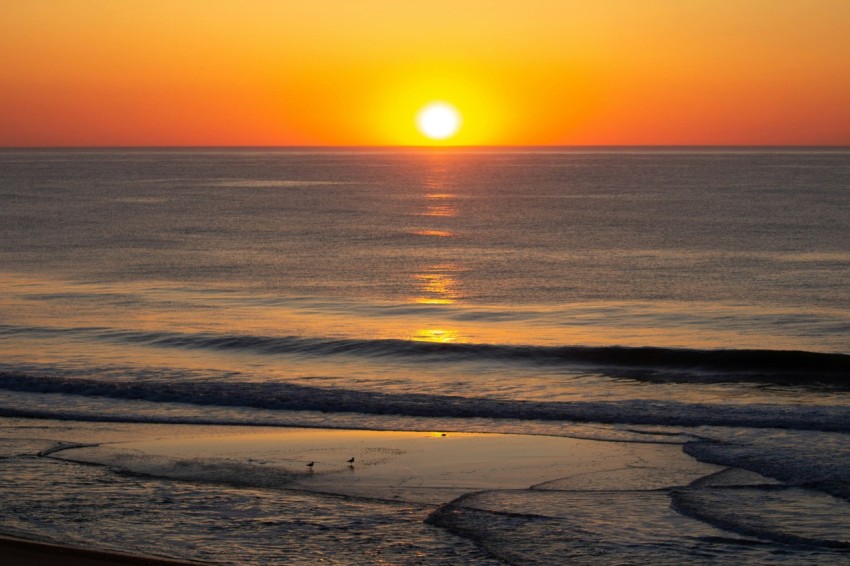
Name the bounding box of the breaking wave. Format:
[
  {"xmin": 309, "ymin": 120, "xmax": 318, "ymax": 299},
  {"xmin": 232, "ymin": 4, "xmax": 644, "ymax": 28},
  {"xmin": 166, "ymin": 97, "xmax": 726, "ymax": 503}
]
[
  {"xmin": 1, "ymin": 372, "xmax": 849, "ymax": 432},
  {"xmin": 2, "ymin": 324, "xmax": 848, "ymax": 385}
]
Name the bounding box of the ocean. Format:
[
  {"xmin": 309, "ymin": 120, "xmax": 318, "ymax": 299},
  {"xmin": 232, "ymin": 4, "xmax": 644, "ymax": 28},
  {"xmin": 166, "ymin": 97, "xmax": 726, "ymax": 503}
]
[{"xmin": 1, "ymin": 147, "xmax": 849, "ymax": 564}]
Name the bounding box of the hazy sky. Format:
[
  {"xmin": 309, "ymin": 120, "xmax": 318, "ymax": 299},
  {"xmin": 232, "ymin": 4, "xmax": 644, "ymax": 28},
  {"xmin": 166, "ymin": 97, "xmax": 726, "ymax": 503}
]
[{"xmin": 2, "ymin": 0, "xmax": 849, "ymax": 146}]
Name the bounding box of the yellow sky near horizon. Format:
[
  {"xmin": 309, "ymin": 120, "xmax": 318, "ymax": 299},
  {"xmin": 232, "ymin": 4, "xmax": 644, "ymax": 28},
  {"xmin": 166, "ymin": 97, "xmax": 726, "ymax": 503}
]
[{"xmin": 1, "ymin": 0, "xmax": 849, "ymax": 146}]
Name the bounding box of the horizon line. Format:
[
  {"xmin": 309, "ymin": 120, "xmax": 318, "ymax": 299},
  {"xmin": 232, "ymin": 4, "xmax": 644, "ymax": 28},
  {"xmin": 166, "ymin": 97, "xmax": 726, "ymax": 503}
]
[{"xmin": 2, "ymin": 144, "xmax": 849, "ymax": 151}]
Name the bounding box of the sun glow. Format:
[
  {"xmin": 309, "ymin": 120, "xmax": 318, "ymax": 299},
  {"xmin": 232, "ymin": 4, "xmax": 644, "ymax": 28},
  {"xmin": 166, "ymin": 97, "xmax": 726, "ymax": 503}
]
[
  {"xmin": 375, "ymin": 73, "xmax": 505, "ymax": 145},
  {"xmin": 416, "ymin": 102, "xmax": 461, "ymax": 141}
]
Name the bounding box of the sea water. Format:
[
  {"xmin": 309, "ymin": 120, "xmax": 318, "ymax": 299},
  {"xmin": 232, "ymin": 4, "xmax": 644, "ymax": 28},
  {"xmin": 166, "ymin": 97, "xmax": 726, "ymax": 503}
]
[{"xmin": 1, "ymin": 147, "xmax": 849, "ymax": 563}]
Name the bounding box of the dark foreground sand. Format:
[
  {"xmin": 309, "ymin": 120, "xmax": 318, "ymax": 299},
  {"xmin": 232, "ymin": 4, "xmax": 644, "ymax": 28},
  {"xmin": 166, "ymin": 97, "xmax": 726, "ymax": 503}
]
[{"xmin": 0, "ymin": 536, "xmax": 202, "ymax": 566}]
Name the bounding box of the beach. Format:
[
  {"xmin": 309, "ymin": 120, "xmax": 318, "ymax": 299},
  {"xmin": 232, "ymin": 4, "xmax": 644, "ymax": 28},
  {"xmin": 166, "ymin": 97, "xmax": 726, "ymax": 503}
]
[
  {"xmin": 1, "ymin": 147, "xmax": 849, "ymax": 563},
  {"xmin": 2, "ymin": 0, "xmax": 850, "ymax": 557},
  {"xmin": 2, "ymin": 416, "xmax": 728, "ymax": 564}
]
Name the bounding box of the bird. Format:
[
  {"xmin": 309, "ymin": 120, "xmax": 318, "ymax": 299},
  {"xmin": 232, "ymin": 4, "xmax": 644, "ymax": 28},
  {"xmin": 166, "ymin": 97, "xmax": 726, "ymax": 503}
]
[
  {"xmin": 306, "ymin": 461, "xmax": 314, "ymax": 468},
  {"xmin": 347, "ymin": 457, "xmax": 355, "ymax": 464}
]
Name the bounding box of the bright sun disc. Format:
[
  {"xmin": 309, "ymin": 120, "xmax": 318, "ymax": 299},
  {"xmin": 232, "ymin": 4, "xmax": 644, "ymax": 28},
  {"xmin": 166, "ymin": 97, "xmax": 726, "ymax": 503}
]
[{"xmin": 416, "ymin": 102, "xmax": 461, "ymax": 140}]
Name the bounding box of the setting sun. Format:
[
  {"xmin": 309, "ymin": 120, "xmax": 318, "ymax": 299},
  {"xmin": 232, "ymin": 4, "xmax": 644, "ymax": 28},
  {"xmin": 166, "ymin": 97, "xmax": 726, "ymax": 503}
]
[
  {"xmin": 1, "ymin": 2, "xmax": 849, "ymax": 563},
  {"xmin": 416, "ymin": 102, "xmax": 461, "ymax": 141},
  {"xmin": 2, "ymin": 1, "xmax": 849, "ymax": 146}
]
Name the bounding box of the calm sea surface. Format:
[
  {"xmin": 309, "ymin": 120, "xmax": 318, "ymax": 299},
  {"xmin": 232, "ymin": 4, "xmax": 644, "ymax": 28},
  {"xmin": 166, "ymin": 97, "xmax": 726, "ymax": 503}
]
[{"xmin": 1, "ymin": 148, "xmax": 849, "ymax": 563}]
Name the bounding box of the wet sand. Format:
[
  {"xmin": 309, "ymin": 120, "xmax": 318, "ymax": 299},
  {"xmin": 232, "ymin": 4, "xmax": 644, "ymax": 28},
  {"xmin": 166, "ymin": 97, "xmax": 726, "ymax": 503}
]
[
  {"xmin": 0, "ymin": 535, "xmax": 202, "ymax": 566},
  {"xmin": 56, "ymin": 426, "xmax": 718, "ymax": 504},
  {"xmin": 3, "ymin": 419, "xmax": 721, "ymax": 563}
]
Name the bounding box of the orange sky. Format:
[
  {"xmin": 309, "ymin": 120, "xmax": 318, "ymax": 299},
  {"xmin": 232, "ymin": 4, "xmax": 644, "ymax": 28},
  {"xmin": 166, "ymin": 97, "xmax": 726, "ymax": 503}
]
[{"xmin": 1, "ymin": 0, "xmax": 849, "ymax": 146}]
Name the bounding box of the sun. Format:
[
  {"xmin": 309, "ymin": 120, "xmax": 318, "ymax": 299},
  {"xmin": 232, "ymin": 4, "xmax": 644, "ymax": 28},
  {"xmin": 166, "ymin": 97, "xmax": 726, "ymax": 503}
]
[{"xmin": 416, "ymin": 102, "xmax": 461, "ymax": 140}]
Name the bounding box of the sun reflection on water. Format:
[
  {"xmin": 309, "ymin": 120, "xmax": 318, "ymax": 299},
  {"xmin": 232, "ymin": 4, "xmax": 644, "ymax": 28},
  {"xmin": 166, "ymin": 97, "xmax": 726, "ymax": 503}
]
[
  {"xmin": 410, "ymin": 158, "xmax": 466, "ymax": 306},
  {"xmin": 413, "ymin": 264, "xmax": 463, "ymax": 305},
  {"xmin": 421, "ymin": 192, "xmax": 458, "ymax": 217},
  {"xmin": 413, "ymin": 229, "xmax": 454, "ymax": 237},
  {"xmin": 410, "ymin": 328, "xmax": 460, "ymax": 343}
]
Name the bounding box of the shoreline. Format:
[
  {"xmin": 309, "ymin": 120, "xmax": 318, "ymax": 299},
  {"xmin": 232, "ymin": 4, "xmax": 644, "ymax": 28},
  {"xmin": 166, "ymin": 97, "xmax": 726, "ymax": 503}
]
[
  {"xmin": 1, "ymin": 417, "xmax": 722, "ymax": 563},
  {"xmin": 51, "ymin": 425, "xmax": 719, "ymax": 503}
]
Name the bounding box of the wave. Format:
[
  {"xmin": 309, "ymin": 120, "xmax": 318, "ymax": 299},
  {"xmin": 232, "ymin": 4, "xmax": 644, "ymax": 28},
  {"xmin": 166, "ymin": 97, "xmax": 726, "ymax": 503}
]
[
  {"xmin": 671, "ymin": 486, "xmax": 850, "ymax": 548},
  {"xmin": 2, "ymin": 324, "xmax": 849, "ymax": 384},
  {"xmin": 2, "ymin": 372, "xmax": 850, "ymax": 432}
]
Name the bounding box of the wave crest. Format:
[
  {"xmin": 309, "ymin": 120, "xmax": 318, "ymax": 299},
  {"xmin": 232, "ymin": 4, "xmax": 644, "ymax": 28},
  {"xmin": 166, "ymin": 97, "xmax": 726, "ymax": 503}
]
[
  {"xmin": 2, "ymin": 372, "xmax": 849, "ymax": 432},
  {"xmin": 3, "ymin": 324, "xmax": 849, "ymax": 384}
]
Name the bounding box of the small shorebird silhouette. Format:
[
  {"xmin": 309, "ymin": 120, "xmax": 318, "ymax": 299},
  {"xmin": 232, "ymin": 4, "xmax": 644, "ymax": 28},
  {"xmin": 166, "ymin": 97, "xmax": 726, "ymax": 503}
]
[
  {"xmin": 306, "ymin": 461, "xmax": 314, "ymax": 468},
  {"xmin": 347, "ymin": 457, "xmax": 355, "ymax": 464}
]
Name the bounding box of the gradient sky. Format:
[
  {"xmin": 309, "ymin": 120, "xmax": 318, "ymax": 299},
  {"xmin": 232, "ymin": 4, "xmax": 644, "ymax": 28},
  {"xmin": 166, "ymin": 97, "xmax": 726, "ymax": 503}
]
[{"xmin": 2, "ymin": 0, "xmax": 849, "ymax": 146}]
